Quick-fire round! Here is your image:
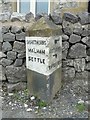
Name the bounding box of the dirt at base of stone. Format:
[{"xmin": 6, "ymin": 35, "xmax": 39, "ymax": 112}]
[{"xmin": 1, "ymin": 78, "xmax": 89, "ymax": 119}]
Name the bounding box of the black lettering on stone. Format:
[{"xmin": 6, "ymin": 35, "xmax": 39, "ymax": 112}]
[
  {"xmin": 34, "ymin": 57, "xmax": 36, "ymax": 62},
  {"xmin": 28, "ymin": 48, "xmax": 45, "ymax": 55},
  {"xmin": 43, "ymin": 59, "xmax": 45, "ymax": 64},
  {"xmin": 28, "ymin": 56, "xmax": 33, "ymax": 62},
  {"xmin": 48, "ymin": 61, "xmax": 61, "ymax": 70},
  {"xmin": 27, "ymin": 40, "xmax": 46, "ymax": 45}
]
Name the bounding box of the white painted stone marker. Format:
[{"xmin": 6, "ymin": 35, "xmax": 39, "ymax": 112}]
[
  {"xmin": 26, "ymin": 36, "xmax": 62, "ymax": 75},
  {"xmin": 26, "ymin": 17, "xmax": 62, "ymax": 102}
]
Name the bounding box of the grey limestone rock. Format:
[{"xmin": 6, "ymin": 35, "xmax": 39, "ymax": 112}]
[
  {"xmin": 73, "ymin": 58, "xmax": 86, "ymax": 72},
  {"xmin": 62, "ymin": 59, "xmax": 74, "ymax": 67},
  {"xmin": 73, "ymin": 22, "xmax": 82, "ymax": 35},
  {"xmin": 87, "ymin": 48, "xmax": 90, "ymax": 56},
  {"xmin": 69, "ymin": 34, "xmax": 81, "ymax": 44},
  {"xmin": 3, "ymin": 33, "xmax": 15, "ymax": 42},
  {"xmin": 0, "ymin": 43, "xmax": 2, "ymax": 51},
  {"xmin": 16, "ymin": 32, "xmax": 26, "ymax": 41},
  {"xmin": 50, "ymin": 14, "xmax": 62, "ymax": 25},
  {"xmin": 0, "ymin": 65, "xmax": 6, "ymax": 81},
  {"xmin": 85, "ymin": 63, "xmax": 90, "ymax": 71},
  {"xmin": 82, "ymin": 29, "xmax": 90, "ymax": 37},
  {"xmin": 7, "ymin": 51, "xmax": 17, "ymax": 60},
  {"xmin": 0, "ymin": 51, "xmax": 6, "ymax": 59},
  {"xmin": 2, "ymin": 42, "xmax": 12, "ymax": 52},
  {"xmin": 77, "ymin": 12, "xmax": 90, "ymax": 25},
  {"xmin": 63, "ymin": 12, "xmax": 79, "ymax": 23},
  {"xmin": 0, "ymin": 27, "xmax": 3, "ymax": 43},
  {"xmin": 86, "ymin": 56, "xmax": 90, "ymax": 62},
  {"xmin": 0, "ymin": 58, "xmax": 13, "ymax": 67},
  {"xmin": 25, "ymin": 12, "xmax": 34, "ymax": 22},
  {"xmin": 62, "ymin": 34, "xmax": 69, "ymax": 41},
  {"xmin": 11, "ymin": 26, "xmax": 23, "ymax": 33},
  {"xmin": 62, "ymin": 41, "xmax": 69, "ymax": 51},
  {"xmin": 14, "ymin": 59, "xmax": 23, "ymax": 67},
  {"xmin": 0, "ymin": 12, "xmax": 11, "ymax": 22},
  {"xmin": 62, "ymin": 50, "xmax": 68, "ymax": 60},
  {"xmin": 81, "ymin": 37, "xmax": 90, "ymax": 47},
  {"xmin": 17, "ymin": 52, "xmax": 26, "ymax": 58},
  {"xmin": 2, "ymin": 26, "xmax": 10, "ymax": 34},
  {"xmin": 11, "ymin": 12, "xmax": 26, "ymax": 22},
  {"xmin": 13, "ymin": 41, "xmax": 25, "ymax": 53},
  {"xmin": 6, "ymin": 65, "xmax": 26, "ymax": 83},
  {"xmin": 69, "ymin": 43, "xmax": 87, "ymax": 58},
  {"xmin": 62, "ymin": 20, "xmax": 73, "ymax": 35}
]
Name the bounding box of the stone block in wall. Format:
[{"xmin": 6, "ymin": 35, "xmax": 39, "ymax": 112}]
[
  {"xmin": 75, "ymin": 71, "xmax": 88, "ymax": 80},
  {"xmin": 11, "ymin": 12, "xmax": 26, "ymax": 22},
  {"xmin": 2, "ymin": 26, "xmax": 10, "ymax": 34},
  {"xmin": 69, "ymin": 43, "xmax": 87, "ymax": 58},
  {"xmin": 62, "ymin": 41, "xmax": 69, "ymax": 51},
  {"xmin": 3, "ymin": 33, "xmax": 15, "ymax": 42},
  {"xmin": 63, "ymin": 12, "xmax": 79, "ymax": 23},
  {"xmin": 7, "ymin": 51, "xmax": 17, "ymax": 60},
  {"xmin": 62, "ymin": 20, "xmax": 73, "ymax": 35},
  {"xmin": 0, "ymin": 65, "xmax": 6, "ymax": 81},
  {"xmin": 62, "ymin": 59, "xmax": 74, "ymax": 67},
  {"xmin": 86, "ymin": 56, "xmax": 90, "ymax": 62},
  {"xmin": 62, "ymin": 34, "xmax": 69, "ymax": 41},
  {"xmin": 17, "ymin": 52, "xmax": 25, "ymax": 59},
  {"xmin": 2, "ymin": 1, "xmax": 12, "ymax": 13},
  {"xmin": 62, "ymin": 50, "xmax": 68, "ymax": 60},
  {"xmin": 0, "ymin": 58, "xmax": 13, "ymax": 67},
  {"xmin": 81, "ymin": 25, "xmax": 90, "ymax": 37},
  {"xmin": 81, "ymin": 37, "xmax": 90, "ymax": 47},
  {"xmin": 0, "ymin": 43, "xmax": 2, "ymax": 51},
  {"xmin": 13, "ymin": 41, "xmax": 25, "ymax": 53},
  {"xmin": 0, "ymin": 12, "xmax": 11, "ymax": 22},
  {"xmin": 73, "ymin": 23, "xmax": 82, "ymax": 35},
  {"xmin": 0, "ymin": 51, "xmax": 6, "ymax": 59},
  {"xmin": 85, "ymin": 63, "xmax": 90, "ymax": 71},
  {"xmin": 6, "ymin": 65, "xmax": 26, "ymax": 83},
  {"xmin": 0, "ymin": 27, "xmax": 3, "ymax": 43},
  {"xmin": 62, "ymin": 67, "xmax": 75, "ymax": 81},
  {"xmin": 73, "ymin": 58, "xmax": 85, "ymax": 72},
  {"xmin": 16, "ymin": 32, "xmax": 26, "ymax": 41},
  {"xmin": 87, "ymin": 48, "xmax": 90, "ymax": 56},
  {"xmin": 11, "ymin": 26, "xmax": 23, "ymax": 34},
  {"xmin": 69, "ymin": 34, "xmax": 81, "ymax": 44},
  {"xmin": 50, "ymin": 14, "xmax": 62, "ymax": 25},
  {"xmin": 25, "ymin": 12, "xmax": 34, "ymax": 22},
  {"xmin": 14, "ymin": 59, "xmax": 23, "ymax": 67},
  {"xmin": 2, "ymin": 41, "xmax": 12, "ymax": 52},
  {"xmin": 77, "ymin": 12, "xmax": 90, "ymax": 25}
]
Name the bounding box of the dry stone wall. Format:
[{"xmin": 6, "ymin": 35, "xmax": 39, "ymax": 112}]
[{"xmin": 0, "ymin": 11, "xmax": 90, "ymax": 84}]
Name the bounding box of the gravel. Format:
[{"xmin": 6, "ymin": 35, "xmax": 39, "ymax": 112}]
[{"xmin": 1, "ymin": 79, "xmax": 89, "ymax": 119}]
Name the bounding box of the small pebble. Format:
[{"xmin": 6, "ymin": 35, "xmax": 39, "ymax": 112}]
[
  {"xmin": 30, "ymin": 96, "xmax": 35, "ymax": 100},
  {"xmin": 8, "ymin": 93, "xmax": 13, "ymax": 96},
  {"xmin": 78, "ymin": 99, "xmax": 84, "ymax": 104},
  {"xmin": 24, "ymin": 103, "xmax": 28, "ymax": 108},
  {"xmin": 26, "ymin": 108, "xmax": 32, "ymax": 112}
]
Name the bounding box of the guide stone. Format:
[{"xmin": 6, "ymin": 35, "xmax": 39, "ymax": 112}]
[{"xmin": 26, "ymin": 36, "xmax": 62, "ymax": 75}]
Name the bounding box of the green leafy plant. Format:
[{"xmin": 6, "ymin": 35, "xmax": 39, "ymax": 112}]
[
  {"xmin": 76, "ymin": 103, "xmax": 86, "ymax": 112},
  {"xmin": 37, "ymin": 100, "xmax": 47, "ymax": 108}
]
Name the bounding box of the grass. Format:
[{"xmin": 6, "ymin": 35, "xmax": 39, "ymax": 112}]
[
  {"xmin": 76, "ymin": 103, "xmax": 86, "ymax": 112},
  {"xmin": 36, "ymin": 100, "xmax": 47, "ymax": 108}
]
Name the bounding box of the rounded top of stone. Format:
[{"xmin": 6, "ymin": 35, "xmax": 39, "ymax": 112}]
[{"xmin": 27, "ymin": 17, "xmax": 62, "ymax": 37}]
